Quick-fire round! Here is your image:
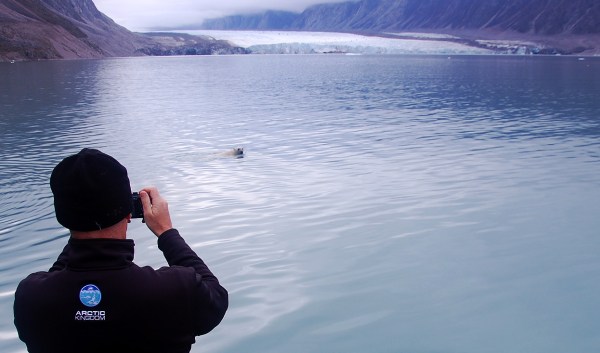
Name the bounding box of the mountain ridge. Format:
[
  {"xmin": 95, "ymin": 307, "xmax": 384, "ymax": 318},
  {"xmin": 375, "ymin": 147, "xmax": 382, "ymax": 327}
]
[{"xmin": 201, "ymin": 0, "xmax": 600, "ymax": 35}]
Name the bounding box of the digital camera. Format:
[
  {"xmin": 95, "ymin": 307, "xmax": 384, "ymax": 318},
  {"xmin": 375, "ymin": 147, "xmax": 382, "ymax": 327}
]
[{"xmin": 131, "ymin": 192, "xmax": 144, "ymax": 218}]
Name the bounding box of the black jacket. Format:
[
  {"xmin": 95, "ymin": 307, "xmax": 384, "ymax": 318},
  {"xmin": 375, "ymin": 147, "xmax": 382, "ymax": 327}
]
[{"xmin": 14, "ymin": 229, "xmax": 228, "ymax": 353}]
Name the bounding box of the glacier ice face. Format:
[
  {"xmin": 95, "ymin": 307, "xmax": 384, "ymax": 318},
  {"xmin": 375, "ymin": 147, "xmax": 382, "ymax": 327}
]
[{"xmin": 186, "ymin": 30, "xmax": 494, "ymax": 55}]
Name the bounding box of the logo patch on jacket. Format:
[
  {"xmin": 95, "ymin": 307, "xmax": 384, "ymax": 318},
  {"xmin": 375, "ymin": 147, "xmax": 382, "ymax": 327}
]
[
  {"xmin": 75, "ymin": 284, "xmax": 106, "ymax": 321},
  {"xmin": 79, "ymin": 284, "xmax": 101, "ymax": 307}
]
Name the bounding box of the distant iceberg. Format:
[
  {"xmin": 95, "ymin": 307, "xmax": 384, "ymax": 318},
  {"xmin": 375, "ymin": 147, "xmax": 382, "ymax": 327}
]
[{"xmin": 184, "ymin": 30, "xmax": 494, "ymax": 55}]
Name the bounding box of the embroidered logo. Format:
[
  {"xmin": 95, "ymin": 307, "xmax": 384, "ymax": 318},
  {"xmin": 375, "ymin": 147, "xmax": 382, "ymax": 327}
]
[{"xmin": 79, "ymin": 284, "xmax": 102, "ymax": 307}]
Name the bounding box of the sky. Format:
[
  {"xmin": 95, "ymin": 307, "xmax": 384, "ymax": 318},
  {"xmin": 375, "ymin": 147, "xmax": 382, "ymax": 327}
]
[{"xmin": 93, "ymin": 0, "xmax": 350, "ymax": 32}]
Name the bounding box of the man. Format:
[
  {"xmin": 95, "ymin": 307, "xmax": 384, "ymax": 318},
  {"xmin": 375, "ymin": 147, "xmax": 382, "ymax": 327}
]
[{"xmin": 14, "ymin": 148, "xmax": 228, "ymax": 353}]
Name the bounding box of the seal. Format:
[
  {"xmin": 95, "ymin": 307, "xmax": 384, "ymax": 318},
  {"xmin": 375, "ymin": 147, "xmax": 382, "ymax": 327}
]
[{"xmin": 219, "ymin": 148, "xmax": 244, "ymax": 157}]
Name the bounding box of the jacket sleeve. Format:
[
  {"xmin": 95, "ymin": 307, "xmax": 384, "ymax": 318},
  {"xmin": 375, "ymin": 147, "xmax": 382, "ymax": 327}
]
[{"xmin": 157, "ymin": 229, "xmax": 228, "ymax": 335}]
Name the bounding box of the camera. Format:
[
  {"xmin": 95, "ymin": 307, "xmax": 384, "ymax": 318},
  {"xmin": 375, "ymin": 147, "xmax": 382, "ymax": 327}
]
[{"xmin": 131, "ymin": 192, "xmax": 144, "ymax": 219}]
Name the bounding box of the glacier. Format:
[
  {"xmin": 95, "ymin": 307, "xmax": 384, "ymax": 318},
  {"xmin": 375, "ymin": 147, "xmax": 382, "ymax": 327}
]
[{"xmin": 184, "ymin": 30, "xmax": 495, "ymax": 55}]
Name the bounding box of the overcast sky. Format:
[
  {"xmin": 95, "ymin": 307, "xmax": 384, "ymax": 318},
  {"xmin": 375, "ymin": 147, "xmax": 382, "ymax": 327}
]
[{"xmin": 93, "ymin": 0, "xmax": 349, "ymax": 32}]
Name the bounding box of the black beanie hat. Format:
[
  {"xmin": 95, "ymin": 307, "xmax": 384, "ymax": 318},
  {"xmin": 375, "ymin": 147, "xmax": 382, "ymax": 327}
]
[{"xmin": 50, "ymin": 148, "xmax": 132, "ymax": 231}]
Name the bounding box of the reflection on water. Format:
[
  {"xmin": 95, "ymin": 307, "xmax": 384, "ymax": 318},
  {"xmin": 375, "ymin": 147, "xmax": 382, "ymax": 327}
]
[{"xmin": 1, "ymin": 55, "xmax": 600, "ymax": 353}]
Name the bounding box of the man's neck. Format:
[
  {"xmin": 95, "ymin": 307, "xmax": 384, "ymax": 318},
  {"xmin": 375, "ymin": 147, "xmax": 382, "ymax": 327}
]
[{"xmin": 70, "ymin": 217, "xmax": 129, "ymax": 240}]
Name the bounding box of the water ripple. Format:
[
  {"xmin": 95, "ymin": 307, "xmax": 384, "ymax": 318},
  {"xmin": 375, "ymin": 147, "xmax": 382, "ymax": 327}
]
[{"xmin": 2, "ymin": 56, "xmax": 600, "ymax": 353}]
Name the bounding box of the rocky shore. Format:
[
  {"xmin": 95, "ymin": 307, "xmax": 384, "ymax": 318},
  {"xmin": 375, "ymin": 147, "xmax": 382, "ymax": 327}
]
[
  {"xmin": 438, "ymin": 30, "xmax": 600, "ymax": 56},
  {"xmin": 0, "ymin": 0, "xmax": 246, "ymax": 62}
]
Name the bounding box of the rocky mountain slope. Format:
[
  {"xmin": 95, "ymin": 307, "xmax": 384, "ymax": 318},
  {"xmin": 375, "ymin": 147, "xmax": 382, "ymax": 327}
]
[
  {"xmin": 0, "ymin": 0, "xmax": 246, "ymax": 61},
  {"xmin": 202, "ymin": 0, "xmax": 600, "ymax": 35}
]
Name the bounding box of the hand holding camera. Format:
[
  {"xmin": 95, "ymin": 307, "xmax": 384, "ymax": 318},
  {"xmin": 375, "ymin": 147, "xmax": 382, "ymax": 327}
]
[{"xmin": 135, "ymin": 187, "xmax": 173, "ymax": 237}]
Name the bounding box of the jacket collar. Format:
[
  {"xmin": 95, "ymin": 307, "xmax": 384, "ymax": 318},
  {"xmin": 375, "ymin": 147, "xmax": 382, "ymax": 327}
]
[{"xmin": 67, "ymin": 238, "xmax": 135, "ymax": 270}]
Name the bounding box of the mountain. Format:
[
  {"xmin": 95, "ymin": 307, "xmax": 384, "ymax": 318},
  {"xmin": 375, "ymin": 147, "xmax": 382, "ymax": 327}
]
[
  {"xmin": 0, "ymin": 0, "xmax": 146, "ymax": 60},
  {"xmin": 0, "ymin": 0, "xmax": 246, "ymax": 62},
  {"xmin": 201, "ymin": 0, "xmax": 600, "ymax": 35}
]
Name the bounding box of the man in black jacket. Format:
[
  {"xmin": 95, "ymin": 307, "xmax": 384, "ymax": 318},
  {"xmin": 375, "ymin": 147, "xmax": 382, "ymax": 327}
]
[{"xmin": 14, "ymin": 148, "xmax": 228, "ymax": 353}]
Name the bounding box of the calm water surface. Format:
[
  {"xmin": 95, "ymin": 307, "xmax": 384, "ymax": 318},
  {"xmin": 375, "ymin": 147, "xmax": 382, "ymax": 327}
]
[{"xmin": 1, "ymin": 55, "xmax": 600, "ymax": 353}]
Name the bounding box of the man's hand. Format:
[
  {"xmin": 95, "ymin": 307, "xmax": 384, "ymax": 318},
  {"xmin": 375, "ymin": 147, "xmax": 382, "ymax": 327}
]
[{"xmin": 139, "ymin": 186, "xmax": 173, "ymax": 237}]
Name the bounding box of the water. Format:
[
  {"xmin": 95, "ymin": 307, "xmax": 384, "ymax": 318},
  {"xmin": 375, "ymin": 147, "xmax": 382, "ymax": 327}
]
[{"xmin": 1, "ymin": 55, "xmax": 600, "ymax": 353}]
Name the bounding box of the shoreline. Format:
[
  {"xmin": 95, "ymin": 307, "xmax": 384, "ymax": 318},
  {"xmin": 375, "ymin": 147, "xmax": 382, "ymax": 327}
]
[{"xmin": 3, "ymin": 30, "xmax": 599, "ymax": 62}]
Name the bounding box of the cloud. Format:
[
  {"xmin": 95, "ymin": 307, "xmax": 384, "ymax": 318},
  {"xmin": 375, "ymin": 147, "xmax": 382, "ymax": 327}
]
[{"xmin": 94, "ymin": 0, "xmax": 350, "ymax": 32}]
